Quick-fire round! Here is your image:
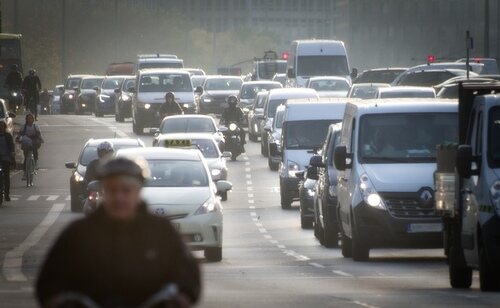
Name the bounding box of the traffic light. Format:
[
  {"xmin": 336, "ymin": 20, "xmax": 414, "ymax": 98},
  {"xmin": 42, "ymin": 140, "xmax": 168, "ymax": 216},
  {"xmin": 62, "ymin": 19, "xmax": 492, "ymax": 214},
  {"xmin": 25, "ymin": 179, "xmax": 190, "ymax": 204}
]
[
  {"xmin": 281, "ymin": 52, "xmax": 289, "ymax": 60},
  {"xmin": 427, "ymin": 55, "xmax": 436, "ymax": 64}
]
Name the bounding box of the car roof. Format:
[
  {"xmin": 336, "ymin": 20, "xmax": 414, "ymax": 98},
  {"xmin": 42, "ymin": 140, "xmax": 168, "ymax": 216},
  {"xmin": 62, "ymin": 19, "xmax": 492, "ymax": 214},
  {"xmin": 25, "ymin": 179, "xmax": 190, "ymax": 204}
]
[
  {"xmin": 378, "ymin": 86, "xmax": 435, "ymax": 93},
  {"xmin": 352, "ymin": 83, "xmax": 391, "ymax": 88},
  {"xmin": 361, "ymin": 68, "xmax": 408, "ymax": 72},
  {"xmin": 67, "ymin": 74, "xmax": 92, "ymax": 78},
  {"xmin": 205, "ymin": 75, "xmax": 243, "ymax": 80},
  {"xmin": 435, "ymin": 76, "xmax": 498, "ymax": 88},
  {"xmin": 103, "ymin": 75, "xmax": 129, "ymax": 79},
  {"xmin": 138, "ymin": 57, "xmax": 183, "ymax": 63},
  {"xmin": 116, "ymin": 147, "xmax": 202, "ymax": 161},
  {"xmin": 349, "ymin": 99, "xmax": 457, "ymax": 115},
  {"xmin": 138, "ymin": 68, "xmax": 190, "ymax": 75},
  {"xmin": 85, "ymin": 138, "xmax": 144, "ymax": 147},
  {"xmin": 156, "ymin": 133, "xmax": 217, "ymax": 141},
  {"xmin": 242, "ymin": 81, "xmax": 282, "ymax": 86},
  {"xmin": 268, "ymin": 88, "xmax": 319, "ymax": 99},
  {"xmin": 308, "ymin": 76, "xmax": 351, "ymax": 82},
  {"xmin": 81, "ymin": 76, "xmax": 104, "ymax": 80},
  {"xmin": 163, "ymin": 114, "xmax": 215, "ymax": 121},
  {"xmin": 284, "ymin": 99, "xmax": 347, "ymax": 121}
]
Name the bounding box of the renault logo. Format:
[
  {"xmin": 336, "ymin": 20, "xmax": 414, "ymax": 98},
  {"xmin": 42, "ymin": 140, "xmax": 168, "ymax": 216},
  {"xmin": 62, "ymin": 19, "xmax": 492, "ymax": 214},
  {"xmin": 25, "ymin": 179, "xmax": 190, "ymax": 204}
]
[
  {"xmin": 154, "ymin": 208, "xmax": 166, "ymax": 216},
  {"xmin": 420, "ymin": 190, "xmax": 433, "ymax": 203}
]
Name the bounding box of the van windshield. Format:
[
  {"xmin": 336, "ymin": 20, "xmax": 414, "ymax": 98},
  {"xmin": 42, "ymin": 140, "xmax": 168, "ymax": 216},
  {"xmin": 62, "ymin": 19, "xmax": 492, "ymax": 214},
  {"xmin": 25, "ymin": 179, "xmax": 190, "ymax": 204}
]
[
  {"xmin": 81, "ymin": 78, "xmax": 103, "ymax": 89},
  {"xmin": 297, "ymin": 56, "xmax": 349, "ymax": 77},
  {"xmin": 139, "ymin": 62, "xmax": 183, "ymax": 69},
  {"xmin": 359, "ymin": 113, "xmax": 457, "ymax": 163},
  {"xmin": 139, "ymin": 73, "xmax": 192, "ymax": 92},
  {"xmin": 285, "ymin": 120, "xmax": 340, "ymax": 149},
  {"xmin": 489, "ymin": 107, "xmax": 500, "ymax": 167}
]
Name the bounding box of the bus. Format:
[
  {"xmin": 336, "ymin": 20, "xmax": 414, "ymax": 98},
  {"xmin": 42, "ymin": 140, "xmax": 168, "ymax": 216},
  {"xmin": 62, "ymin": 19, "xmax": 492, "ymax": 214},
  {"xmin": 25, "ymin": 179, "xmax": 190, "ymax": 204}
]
[{"xmin": 0, "ymin": 33, "xmax": 23, "ymax": 99}]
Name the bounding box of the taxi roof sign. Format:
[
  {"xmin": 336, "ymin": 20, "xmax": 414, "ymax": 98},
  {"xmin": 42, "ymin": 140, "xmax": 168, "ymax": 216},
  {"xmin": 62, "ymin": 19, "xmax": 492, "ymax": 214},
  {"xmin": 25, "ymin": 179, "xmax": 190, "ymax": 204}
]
[{"xmin": 164, "ymin": 139, "xmax": 192, "ymax": 147}]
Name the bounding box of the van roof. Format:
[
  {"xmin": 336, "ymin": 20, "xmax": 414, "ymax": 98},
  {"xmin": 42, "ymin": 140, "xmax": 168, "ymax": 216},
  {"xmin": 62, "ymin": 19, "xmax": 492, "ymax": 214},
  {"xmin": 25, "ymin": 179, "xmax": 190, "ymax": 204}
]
[
  {"xmin": 137, "ymin": 58, "xmax": 183, "ymax": 63},
  {"xmin": 268, "ymin": 88, "xmax": 319, "ymax": 100},
  {"xmin": 138, "ymin": 68, "xmax": 190, "ymax": 75},
  {"xmin": 348, "ymin": 99, "xmax": 457, "ymax": 116},
  {"xmin": 284, "ymin": 100, "xmax": 347, "ymax": 121},
  {"xmin": 293, "ymin": 40, "xmax": 347, "ymax": 55}
]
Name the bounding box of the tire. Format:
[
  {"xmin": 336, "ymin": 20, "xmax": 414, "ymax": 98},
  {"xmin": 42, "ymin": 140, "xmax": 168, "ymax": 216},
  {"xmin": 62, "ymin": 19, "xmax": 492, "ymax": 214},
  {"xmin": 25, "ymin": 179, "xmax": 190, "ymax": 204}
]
[
  {"xmin": 70, "ymin": 195, "xmax": 83, "ymax": 213},
  {"xmin": 220, "ymin": 191, "xmax": 228, "ymax": 202},
  {"xmin": 116, "ymin": 109, "xmax": 125, "ymax": 122},
  {"xmin": 323, "ymin": 215, "xmax": 339, "ymax": 248},
  {"xmin": 205, "ymin": 247, "xmax": 222, "ymax": 262},
  {"xmin": 301, "ymin": 214, "xmax": 314, "ymax": 229},
  {"xmin": 448, "ymin": 244, "xmax": 473, "ymax": 288},
  {"xmin": 479, "ymin": 246, "xmax": 500, "ymax": 291},
  {"xmin": 341, "ymin": 233, "xmax": 352, "ymax": 258},
  {"xmin": 133, "ymin": 121, "xmax": 143, "ymax": 135},
  {"xmin": 261, "ymin": 138, "xmax": 268, "ymax": 157},
  {"xmin": 351, "ymin": 223, "xmax": 369, "ymax": 261},
  {"xmin": 268, "ymin": 156, "xmax": 279, "ymax": 171},
  {"xmin": 249, "ymin": 133, "xmax": 258, "ymax": 142},
  {"xmin": 280, "ymin": 183, "xmax": 292, "ymax": 209},
  {"xmin": 315, "ymin": 221, "xmax": 325, "ymax": 244}
]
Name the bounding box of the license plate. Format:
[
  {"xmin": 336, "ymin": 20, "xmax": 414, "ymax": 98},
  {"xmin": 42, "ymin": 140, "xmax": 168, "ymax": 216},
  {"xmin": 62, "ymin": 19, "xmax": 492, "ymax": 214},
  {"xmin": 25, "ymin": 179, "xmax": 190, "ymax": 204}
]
[
  {"xmin": 172, "ymin": 223, "xmax": 180, "ymax": 231},
  {"xmin": 407, "ymin": 223, "xmax": 442, "ymax": 233}
]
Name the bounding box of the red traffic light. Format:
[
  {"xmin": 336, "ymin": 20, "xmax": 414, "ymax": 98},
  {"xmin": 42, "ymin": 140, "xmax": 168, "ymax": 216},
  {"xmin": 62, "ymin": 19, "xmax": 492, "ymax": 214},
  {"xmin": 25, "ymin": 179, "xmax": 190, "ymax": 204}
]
[
  {"xmin": 281, "ymin": 52, "xmax": 289, "ymax": 60},
  {"xmin": 427, "ymin": 55, "xmax": 436, "ymax": 64}
]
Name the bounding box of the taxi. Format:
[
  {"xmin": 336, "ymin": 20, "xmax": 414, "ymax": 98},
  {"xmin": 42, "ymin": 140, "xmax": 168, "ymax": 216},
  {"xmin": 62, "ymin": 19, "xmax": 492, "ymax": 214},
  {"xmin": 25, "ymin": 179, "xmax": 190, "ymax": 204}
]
[{"xmin": 116, "ymin": 147, "xmax": 232, "ymax": 262}]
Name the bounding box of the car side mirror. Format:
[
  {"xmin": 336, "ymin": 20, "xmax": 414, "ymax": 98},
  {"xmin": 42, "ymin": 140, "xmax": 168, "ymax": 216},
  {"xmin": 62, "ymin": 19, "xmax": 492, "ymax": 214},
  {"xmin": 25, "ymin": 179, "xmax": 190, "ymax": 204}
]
[
  {"xmin": 86, "ymin": 180, "xmax": 100, "ymax": 192},
  {"xmin": 149, "ymin": 128, "xmax": 160, "ymax": 135},
  {"xmin": 93, "ymin": 86, "xmax": 99, "ymax": 92},
  {"xmin": 195, "ymin": 86, "xmax": 203, "ymax": 95},
  {"xmin": 114, "ymin": 88, "xmax": 121, "ymax": 94},
  {"xmin": 306, "ymin": 166, "xmax": 319, "ymax": 180},
  {"xmin": 222, "ymin": 151, "xmax": 232, "ymax": 158},
  {"xmin": 264, "ymin": 125, "xmax": 272, "ymax": 132},
  {"xmin": 8, "ymin": 112, "xmax": 16, "ymax": 118},
  {"xmin": 216, "ymin": 180, "xmax": 232, "ymax": 193},
  {"xmin": 456, "ymin": 145, "xmax": 473, "ymax": 178},
  {"xmin": 350, "ymin": 68, "xmax": 358, "ymax": 79},
  {"xmin": 269, "ymin": 143, "xmax": 280, "ymax": 157},
  {"xmin": 128, "ymin": 87, "xmax": 136, "ymax": 93},
  {"xmin": 65, "ymin": 162, "xmax": 76, "ymax": 169},
  {"xmin": 287, "ymin": 68, "xmax": 295, "ymax": 78},
  {"xmin": 218, "ymin": 126, "xmax": 228, "ymax": 133},
  {"xmin": 73, "ymin": 87, "xmax": 80, "ymax": 92},
  {"xmin": 334, "ymin": 145, "xmax": 351, "ymax": 171},
  {"xmin": 309, "ymin": 155, "xmax": 325, "ymax": 168}
]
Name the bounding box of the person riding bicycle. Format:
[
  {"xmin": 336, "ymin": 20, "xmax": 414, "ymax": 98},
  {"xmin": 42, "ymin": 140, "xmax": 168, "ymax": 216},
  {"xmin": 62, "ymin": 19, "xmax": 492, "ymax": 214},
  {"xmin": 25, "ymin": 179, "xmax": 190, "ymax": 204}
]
[
  {"xmin": 84, "ymin": 141, "xmax": 115, "ymax": 187},
  {"xmin": 0, "ymin": 121, "xmax": 15, "ymax": 201},
  {"xmin": 159, "ymin": 92, "xmax": 183, "ymax": 119},
  {"xmin": 18, "ymin": 113, "xmax": 43, "ymax": 180},
  {"xmin": 36, "ymin": 158, "xmax": 201, "ymax": 308},
  {"xmin": 22, "ymin": 69, "xmax": 42, "ymax": 119},
  {"xmin": 4, "ymin": 64, "xmax": 23, "ymax": 111},
  {"xmin": 221, "ymin": 95, "xmax": 246, "ymax": 152}
]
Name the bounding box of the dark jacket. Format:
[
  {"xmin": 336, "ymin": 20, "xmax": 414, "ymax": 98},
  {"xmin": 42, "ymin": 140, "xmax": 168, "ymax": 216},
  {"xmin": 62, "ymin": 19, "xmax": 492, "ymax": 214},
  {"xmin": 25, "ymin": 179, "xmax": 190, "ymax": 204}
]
[
  {"xmin": 84, "ymin": 158, "xmax": 101, "ymax": 187},
  {"xmin": 0, "ymin": 133, "xmax": 15, "ymax": 162},
  {"xmin": 36, "ymin": 203, "xmax": 201, "ymax": 307},
  {"xmin": 160, "ymin": 101, "xmax": 183, "ymax": 116},
  {"xmin": 222, "ymin": 106, "xmax": 244, "ymax": 124},
  {"xmin": 22, "ymin": 75, "xmax": 42, "ymax": 93},
  {"xmin": 5, "ymin": 70, "xmax": 23, "ymax": 90}
]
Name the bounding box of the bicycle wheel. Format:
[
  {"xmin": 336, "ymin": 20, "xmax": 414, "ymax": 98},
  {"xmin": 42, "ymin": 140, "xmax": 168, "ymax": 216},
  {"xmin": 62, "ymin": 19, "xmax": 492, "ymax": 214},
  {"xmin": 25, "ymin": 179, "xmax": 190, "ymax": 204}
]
[{"xmin": 26, "ymin": 152, "xmax": 34, "ymax": 187}]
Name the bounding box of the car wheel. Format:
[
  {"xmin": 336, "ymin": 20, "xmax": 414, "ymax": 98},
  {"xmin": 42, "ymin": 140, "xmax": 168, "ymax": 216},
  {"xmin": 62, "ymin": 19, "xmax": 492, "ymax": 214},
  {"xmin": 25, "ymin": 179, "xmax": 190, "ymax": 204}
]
[
  {"xmin": 323, "ymin": 215, "xmax": 339, "ymax": 248},
  {"xmin": 449, "ymin": 244, "xmax": 472, "ymax": 289},
  {"xmin": 351, "ymin": 224, "xmax": 369, "ymax": 261},
  {"xmin": 220, "ymin": 191, "xmax": 228, "ymax": 202},
  {"xmin": 205, "ymin": 247, "xmax": 222, "ymax": 262},
  {"xmin": 268, "ymin": 156, "xmax": 279, "ymax": 171},
  {"xmin": 280, "ymin": 183, "xmax": 292, "ymax": 209},
  {"xmin": 301, "ymin": 214, "xmax": 314, "ymax": 229},
  {"xmin": 479, "ymin": 245, "xmax": 500, "ymax": 291},
  {"xmin": 70, "ymin": 195, "xmax": 83, "ymax": 213},
  {"xmin": 341, "ymin": 232, "xmax": 352, "ymax": 258},
  {"xmin": 314, "ymin": 220, "xmax": 325, "ymax": 244}
]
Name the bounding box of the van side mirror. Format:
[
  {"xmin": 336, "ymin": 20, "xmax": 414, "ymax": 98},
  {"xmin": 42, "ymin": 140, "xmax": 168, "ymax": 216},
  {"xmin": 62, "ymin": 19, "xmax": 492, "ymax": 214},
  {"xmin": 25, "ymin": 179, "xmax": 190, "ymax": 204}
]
[
  {"xmin": 269, "ymin": 143, "xmax": 280, "ymax": 157},
  {"xmin": 287, "ymin": 68, "xmax": 295, "ymax": 78},
  {"xmin": 306, "ymin": 166, "xmax": 319, "ymax": 180},
  {"xmin": 456, "ymin": 145, "xmax": 473, "ymax": 178},
  {"xmin": 65, "ymin": 162, "xmax": 76, "ymax": 169},
  {"xmin": 93, "ymin": 86, "xmax": 100, "ymax": 92},
  {"xmin": 309, "ymin": 155, "xmax": 325, "ymax": 168},
  {"xmin": 195, "ymin": 86, "xmax": 203, "ymax": 95},
  {"xmin": 334, "ymin": 145, "xmax": 351, "ymax": 171}
]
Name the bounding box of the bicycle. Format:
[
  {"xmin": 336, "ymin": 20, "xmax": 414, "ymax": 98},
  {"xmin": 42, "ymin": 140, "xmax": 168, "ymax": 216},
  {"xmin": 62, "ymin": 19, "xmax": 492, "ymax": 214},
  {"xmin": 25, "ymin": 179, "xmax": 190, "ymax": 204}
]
[{"xmin": 25, "ymin": 148, "xmax": 35, "ymax": 187}]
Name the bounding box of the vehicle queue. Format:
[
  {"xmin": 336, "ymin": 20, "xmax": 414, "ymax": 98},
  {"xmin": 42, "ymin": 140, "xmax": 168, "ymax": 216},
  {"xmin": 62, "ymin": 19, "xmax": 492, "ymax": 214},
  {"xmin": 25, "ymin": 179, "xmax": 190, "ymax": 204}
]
[{"xmin": 30, "ymin": 39, "xmax": 500, "ymax": 290}]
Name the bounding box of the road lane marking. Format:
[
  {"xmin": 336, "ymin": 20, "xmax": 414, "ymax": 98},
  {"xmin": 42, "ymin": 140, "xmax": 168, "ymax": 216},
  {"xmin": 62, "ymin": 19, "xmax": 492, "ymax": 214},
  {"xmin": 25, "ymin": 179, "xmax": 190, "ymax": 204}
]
[
  {"xmin": 245, "ymin": 167, "xmax": 251, "ymax": 172},
  {"xmin": 258, "ymin": 228, "xmax": 267, "ymax": 233},
  {"xmin": 332, "ymin": 270, "xmax": 353, "ymax": 277},
  {"xmin": 245, "ymin": 162, "xmax": 251, "ymax": 166},
  {"xmin": 252, "ymin": 218, "xmax": 259, "ymax": 222},
  {"xmin": 2, "ymin": 203, "xmax": 66, "ymax": 282},
  {"xmin": 26, "ymin": 195, "xmax": 40, "ymax": 201},
  {"xmin": 46, "ymin": 195, "xmax": 59, "ymax": 201},
  {"xmin": 246, "ymin": 180, "xmax": 253, "ymax": 185},
  {"xmin": 352, "ymin": 301, "xmax": 379, "ymax": 308},
  {"xmin": 248, "ymin": 199, "xmax": 255, "ymax": 204},
  {"xmin": 277, "ymin": 244, "xmax": 286, "ymax": 249},
  {"xmin": 249, "ymin": 205, "xmax": 255, "ymax": 209},
  {"xmin": 309, "ymin": 262, "xmax": 325, "ymax": 268},
  {"xmin": 263, "ymin": 235, "xmax": 272, "ymax": 239},
  {"xmin": 250, "ymin": 212, "xmax": 257, "ymax": 217},
  {"xmin": 255, "ymin": 223, "xmax": 263, "ymax": 227},
  {"xmin": 247, "ymin": 193, "xmax": 254, "ymax": 198}
]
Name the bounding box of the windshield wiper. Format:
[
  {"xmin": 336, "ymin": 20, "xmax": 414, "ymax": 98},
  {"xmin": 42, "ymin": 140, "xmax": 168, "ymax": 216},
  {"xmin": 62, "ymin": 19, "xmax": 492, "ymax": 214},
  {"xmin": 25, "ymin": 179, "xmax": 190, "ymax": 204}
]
[{"xmin": 362, "ymin": 157, "xmax": 410, "ymax": 163}]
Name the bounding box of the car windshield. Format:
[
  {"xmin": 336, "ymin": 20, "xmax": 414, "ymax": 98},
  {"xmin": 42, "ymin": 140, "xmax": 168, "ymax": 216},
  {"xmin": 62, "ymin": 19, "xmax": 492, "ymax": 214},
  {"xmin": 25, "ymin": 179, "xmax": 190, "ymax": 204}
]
[
  {"xmin": 205, "ymin": 78, "xmax": 242, "ymax": 91},
  {"xmin": 240, "ymin": 83, "xmax": 281, "ymax": 99},
  {"xmin": 309, "ymin": 79, "xmax": 350, "ymax": 92},
  {"xmin": 349, "ymin": 86, "xmax": 380, "ymax": 99},
  {"xmin": 297, "ymin": 55, "xmax": 349, "ymax": 76},
  {"xmin": 379, "ymin": 90, "xmax": 435, "ymax": 98},
  {"xmin": 161, "ymin": 118, "xmax": 215, "ymax": 134},
  {"xmin": 145, "ymin": 160, "xmax": 209, "ymax": 187},
  {"xmin": 274, "ymin": 111, "xmax": 285, "ymax": 129},
  {"xmin": 398, "ymin": 71, "xmax": 457, "ymax": 87},
  {"xmin": 122, "ymin": 79, "xmax": 135, "ymax": 91},
  {"xmin": 139, "ymin": 73, "xmax": 192, "ymax": 92},
  {"xmin": 489, "ymin": 107, "xmax": 500, "ymax": 167},
  {"xmin": 102, "ymin": 78, "xmax": 124, "ymax": 90},
  {"xmin": 359, "ymin": 113, "xmax": 458, "ymax": 163},
  {"xmin": 356, "ymin": 70, "xmax": 405, "ymax": 83},
  {"xmin": 81, "ymin": 78, "xmax": 103, "ymax": 89},
  {"xmin": 285, "ymin": 120, "xmax": 341, "ymax": 149},
  {"xmin": 65, "ymin": 78, "xmax": 81, "ymax": 89},
  {"xmin": 163, "ymin": 139, "xmax": 219, "ymax": 159},
  {"xmin": 257, "ymin": 62, "xmax": 287, "ymax": 79},
  {"xmin": 80, "ymin": 144, "xmax": 139, "ymax": 166},
  {"xmin": 255, "ymin": 95, "xmax": 267, "ymax": 108},
  {"xmin": 191, "ymin": 76, "xmax": 206, "ymax": 88},
  {"xmin": 267, "ymin": 99, "xmax": 287, "ymax": 118},
  {"xmin": 139, "ymin": 62, "xmax": 183, "ymax": 69}
]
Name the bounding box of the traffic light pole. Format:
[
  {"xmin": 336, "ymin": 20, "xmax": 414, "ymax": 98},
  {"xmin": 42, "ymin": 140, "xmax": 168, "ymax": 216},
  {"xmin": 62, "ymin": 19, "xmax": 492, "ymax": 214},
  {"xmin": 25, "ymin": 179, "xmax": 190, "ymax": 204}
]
[{"xmin": 484, "ymin": 0, "xmax": 490, "ymax": 57}]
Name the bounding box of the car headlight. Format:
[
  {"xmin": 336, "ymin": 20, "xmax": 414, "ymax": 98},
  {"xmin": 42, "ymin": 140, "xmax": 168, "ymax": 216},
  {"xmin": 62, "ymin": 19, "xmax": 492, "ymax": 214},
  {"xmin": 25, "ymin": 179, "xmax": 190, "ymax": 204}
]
[
  {"xmin": 242, "ymin": 107, "xmax": 250, "ymax": 113},
  {"xmin": 211, "ymin": 169, "xmax": 221, "ymax": 177},
  {"xmin": 74, "ymin": 172, "xmax": 84, "ymax": 182},
  {"xmin": 287, "ymin": 160, "xmax": 300, "ymax": 177},
  {"xmin": 489, "ymin": 181, "xmax": 500, "ymax": 216},
  {"xmin": 144, "ymin": 103, "xmax": 151, "ymax": 110},
  {"xmin": 359, "ymin": 173, "xmax": 385, "ymax": 209},
  {"xmin": 98, "ymin": 95, "xmax": 110, "ymax": 103},
  {"xmin": 203, "ymin": 97, "xmax": 212, "ymax": 103},
  {"xmin": 229, "ymin": 123, "xmax": 238, "ymax": 131},
  {"xmin": 183, "ymin": 103, "xmax": 190, "ymax": 108},
  {"xmin": 194, "ymin": 197, "xmax": 218, "ymax": 215},
  {"xmin": 12, "ymin": 92, "xmax": 18, "ymax": 97},
  {"xmin": 68, "ymin": 94, "xmax": 74, "ymax": 100},
  {"xmin": 121, "ymin": 94, "xmax": 131, "ymax": 101}
]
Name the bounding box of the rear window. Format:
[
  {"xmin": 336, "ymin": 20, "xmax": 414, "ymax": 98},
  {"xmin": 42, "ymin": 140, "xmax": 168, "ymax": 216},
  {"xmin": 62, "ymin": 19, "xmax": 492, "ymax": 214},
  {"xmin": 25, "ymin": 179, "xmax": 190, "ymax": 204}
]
[
  {"xmin": 161, "ymin": 118, "xmax": 215, "ymax": 134},
  {"xmin": 80, "ymin": 144, "xmax": 139, "ymax": 166},
  {"xmin": 398, "ymin": 71, "xmax": 454, "ymax": 87}
]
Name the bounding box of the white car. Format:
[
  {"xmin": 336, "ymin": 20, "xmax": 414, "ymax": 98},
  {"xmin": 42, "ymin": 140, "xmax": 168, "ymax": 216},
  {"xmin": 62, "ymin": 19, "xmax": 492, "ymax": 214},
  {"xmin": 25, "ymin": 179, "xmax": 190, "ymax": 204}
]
[
  {"xmin": 116, "ymin": 147, "xmax": 232, "ymax": 262},
  {"xmin": 155, "ymin": 133, "xmax": 232, "ymax": 200},
  {"xmin": 305, "ymin": 76, "xmax": 351, "ymax": 98},
  {"xmin": 376, "ymin": 86, "xmax": 436, "ymax": 99}
]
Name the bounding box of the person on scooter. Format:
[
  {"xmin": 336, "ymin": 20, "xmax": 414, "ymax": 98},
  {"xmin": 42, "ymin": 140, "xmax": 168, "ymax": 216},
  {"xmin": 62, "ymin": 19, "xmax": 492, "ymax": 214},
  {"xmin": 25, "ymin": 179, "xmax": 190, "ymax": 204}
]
[
  {"xmin": 84, "ymin": 141, "xmax": 115, "ymax": 187},
  {"xmin": 159, "ymin": 92, "xmax": 183, "ymax": 119},
  {"xmin": 36, "ymin": 158, "xmax": 201, "ymax": 307},
  {"xmin": 221, "ymin": 95, "xmax": 245, "ymax": 153}
]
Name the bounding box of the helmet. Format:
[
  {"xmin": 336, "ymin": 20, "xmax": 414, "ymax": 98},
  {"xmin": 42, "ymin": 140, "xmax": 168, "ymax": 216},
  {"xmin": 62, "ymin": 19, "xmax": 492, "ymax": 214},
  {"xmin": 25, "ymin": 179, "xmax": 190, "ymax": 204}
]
[
  {"xmin": 97, "ymin": 141, "xmax": 114, "ymax": 157},
  {"xmin": 227, "ymin": 95, "xmax": 238, "ymax": 105},
  {"xmin": 29, "ymin": 69, "xmax": 36, "ymax": 75},
  {"xmin": 165, "ymin": 92, "xmax": 175, "ymax": 100},
  {"xmin": 98, "ymin": 157, "xmax": 148, "ymax": 183}
]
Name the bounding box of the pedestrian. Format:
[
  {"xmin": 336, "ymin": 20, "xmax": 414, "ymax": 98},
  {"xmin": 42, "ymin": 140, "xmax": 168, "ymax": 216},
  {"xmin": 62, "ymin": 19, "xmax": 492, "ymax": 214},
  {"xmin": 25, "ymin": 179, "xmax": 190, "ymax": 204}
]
[
  {"xmin": 36, "ymin": 158, "xmax": 201, "ymax": 307},
  {"xmin": 22, "ymin": 69, "xmax": 42, "ymax": 119},
  {"xmin": 0, "ymin": 121, "xmax": 15, "ymax": 202}
]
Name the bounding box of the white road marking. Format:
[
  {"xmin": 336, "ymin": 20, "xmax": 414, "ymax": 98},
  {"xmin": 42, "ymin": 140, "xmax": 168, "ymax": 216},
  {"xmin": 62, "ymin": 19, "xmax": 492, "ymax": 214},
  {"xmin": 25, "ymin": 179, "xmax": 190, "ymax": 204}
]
[
  {"xmin": 46, "ymin": 195, "xmax": 59, "ymax": 201},
  {"xmin": 65, "ymin": 195, "xmax": 71, "ymax": 201},
  {"xmin": 245, "ymin": 174, "xmax": 252, "ymax": 179},
  {"xmin": 26, "ymin": 195, "xmax": 40, "ymax": 201},
  {"xmin": 255, "ymin": 223, "xmax": 263, "ymax": 227},
  {"xmin": 250, "ymin": 212, "xmax": 257, "ymax": 217},
  {"xmin": 246, "ymin": 180, "xmax": 253, "ymax": 185},
  {"xmin": 245, "ymin": 167, "xmax": 251, "ymax": 172},
  {"xmin": 2, "ymin": 203, "xmax": 66, "ymax": 282},
  {"xmin": 249, "ymin": 205, "xmax": 256, "ymax": 209},
  {"xmin": 309, "ymin": 262, "xmax": 325, "ymax": 268},
  {"xmin": 258, "ymin": 228, "xmax": 267, "ymax": 233},
  {"xmin": 247, "ymin": 187, "xmax": 253, "ymax": 191},
  {"xmin": 263, "ymin": 235, "xmax": 272, "ymax": 239},
  {"xmin": 332, "ymin": 270, "xmax": 353, "ymax": 277},
  {"xmin": 352, "ymin": 301, "xmax": 379, "ymax": 308},
  {"xmin": 270, "ymin": 240, "xmax": 279, "ymax": 244},
  {"xmin": 247, "ymin": 193, "xmax": 254, "ymax": 198},
  {"xmin": 245, "ymin": 162, "xmax": 251, "ymax": 166},
  {"xmin": 252, "ymin": 218, "xmax": 259, "ymax": 222},
  {"xmin": 248, "ymin": 199, "xmax": 255, "ymax": 204},
  {"xmin": 271, "ymin": 187, "xmax": 280, "ymax": 193},
  {"xmin": 277, "ymin": 244, "xmax": 286, "ymax": 249}
]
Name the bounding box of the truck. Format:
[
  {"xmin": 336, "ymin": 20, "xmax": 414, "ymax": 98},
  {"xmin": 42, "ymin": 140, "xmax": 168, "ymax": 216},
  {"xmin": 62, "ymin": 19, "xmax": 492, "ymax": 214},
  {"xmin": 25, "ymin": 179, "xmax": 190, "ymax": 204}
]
[{"xmin": 435, "ymin": 82, "xmax": 500, "ymax": 291}]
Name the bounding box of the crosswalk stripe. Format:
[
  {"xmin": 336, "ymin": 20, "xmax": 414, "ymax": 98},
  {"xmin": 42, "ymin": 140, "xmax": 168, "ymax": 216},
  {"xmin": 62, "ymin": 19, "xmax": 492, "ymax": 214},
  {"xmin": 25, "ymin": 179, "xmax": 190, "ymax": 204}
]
[{"xmin": 26, "ymin": 195, "xmax": 40, "ymax": 201}]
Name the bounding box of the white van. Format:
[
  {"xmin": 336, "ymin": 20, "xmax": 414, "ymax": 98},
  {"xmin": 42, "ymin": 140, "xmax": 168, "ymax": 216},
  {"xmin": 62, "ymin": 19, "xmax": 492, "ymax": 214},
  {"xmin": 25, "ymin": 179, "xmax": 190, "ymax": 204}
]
[
  {"xmin": 136, "ymin": 55, "xmax": 184, "ymax": 72},
  {"xmin": 270, "ymin": 99, "xmax": 347, "ymax": 209},
  {"xmin": 286, "ymin": 40, "xmax": 352, "ymax": 87},
  {"xmin": 334, "ymin": 99, "xmax": 458, "ymax": 261}
]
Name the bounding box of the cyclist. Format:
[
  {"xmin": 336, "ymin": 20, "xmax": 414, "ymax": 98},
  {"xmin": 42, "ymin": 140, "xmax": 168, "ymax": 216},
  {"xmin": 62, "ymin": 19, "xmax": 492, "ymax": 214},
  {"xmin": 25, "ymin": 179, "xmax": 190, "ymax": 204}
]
[
  {"xmin": 0, "ymin": 121, "xmax": 15, "ymax": 201},
  {"xmin": 36, "ymin": 158, "xmax": 201, "ymax": 307},
  {"xmin": 22, "ymin": 69, "xmax": 42, "ymax": 119},
  {"xmin": 18, "ymin": 113, "xmax": 43, "ymax": 180},
  {"xmin": 84, "ymin": 141, "xmax": 114, "ymax": 187}
]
